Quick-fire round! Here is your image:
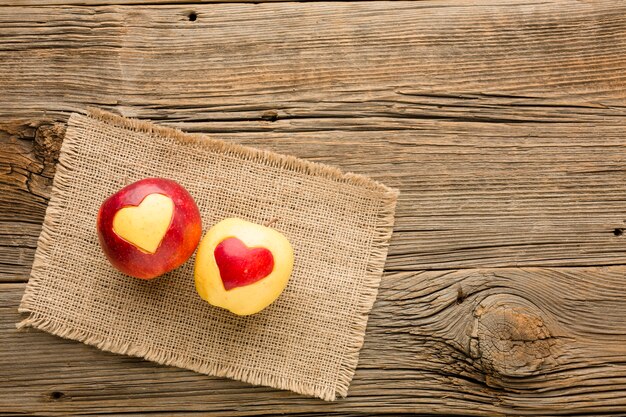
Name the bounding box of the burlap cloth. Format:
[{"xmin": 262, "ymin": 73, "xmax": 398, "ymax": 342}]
[{"xmin": 18, "ymin": 109, "xmax": 398, "ymax": 401}]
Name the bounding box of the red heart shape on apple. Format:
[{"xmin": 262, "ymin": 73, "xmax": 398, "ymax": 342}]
[{"xmin": 214, "ymin": 237, "xmax": 274, "ymax": 290}]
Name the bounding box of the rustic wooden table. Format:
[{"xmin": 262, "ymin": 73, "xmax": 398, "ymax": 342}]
[{"xmin": 2, "ymin": 1, "xmax": 626, "ymax": 415}]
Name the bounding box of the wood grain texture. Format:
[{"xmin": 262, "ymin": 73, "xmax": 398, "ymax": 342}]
[
  {"xmin": 2, "ymin": 0, "xmax": 626, "ymax": 415},
  {"xmin": 4, "ymin": 266, "xmax": 626, "ymax": 415},
  {"xmin": 2, "ymin": 1, "xmax": 626, "ymax": 277},
  {"xmin": 3, "ymin": 0, "xmax": 626, "ymax": 122}
]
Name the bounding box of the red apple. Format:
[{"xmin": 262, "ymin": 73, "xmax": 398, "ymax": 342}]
[{"xmin": 97, "ymin": 178, "xmax": 202, "ymax": 279}]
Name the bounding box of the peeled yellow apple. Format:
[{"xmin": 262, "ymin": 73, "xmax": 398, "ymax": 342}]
[{"xmin": 194, "ymin": 218, "xmax": 294, "ymax": 315}]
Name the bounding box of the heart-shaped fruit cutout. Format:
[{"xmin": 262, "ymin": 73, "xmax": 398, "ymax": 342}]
[
  {"xmin": 214, "ymin": 237, "xmax": 274, "ymax": 290},
  {"xmin": 112, "ymin": 193, "xmax": 174, "ymax": 254}
]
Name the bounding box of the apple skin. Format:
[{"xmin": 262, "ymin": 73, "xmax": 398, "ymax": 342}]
[
  {"xmin": 97, "ymin": 178, "xmax": 202, "ymax": 279},
  {"xmin": 194, "ymin": 218, "xmax": 294, "ymax": 316}
]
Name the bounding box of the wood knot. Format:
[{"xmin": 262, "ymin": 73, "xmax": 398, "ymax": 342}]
[
  {"xmin": 34, "ymin": 123, "xmax": 64, "ymax": 171},
  {"xmin": 470, "ymin": 294, "xmax": 559, "ymax": 381}
]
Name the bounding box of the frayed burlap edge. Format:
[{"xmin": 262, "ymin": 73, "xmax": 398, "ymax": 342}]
[{"xmin": 18, "ymin": 108, "xmax": 399, "ymax": 401}]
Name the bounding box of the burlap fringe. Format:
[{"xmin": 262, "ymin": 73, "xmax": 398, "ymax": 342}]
[
  {"xmin": 83, "ymin": 108, "xmax": 398, "ymax": 196},
  {"xmin": 18, "ymin": 108, "xmax": 400, "ymax": 401},
  {"xmin": 18, "ymin": 114, "xmax": 81, "ymax": 313},
  {"xmin": 16, "ymin": 312, "xmax": 338, "ymax": 400},
  {"xmin": 335, "ymin": 191, "xmax": 398, "ymax": 399}
]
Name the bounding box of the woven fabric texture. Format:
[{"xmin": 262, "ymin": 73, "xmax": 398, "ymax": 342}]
[{"xmin": 18, "ymin": 109, "xmax": 398, "ymax": 401}]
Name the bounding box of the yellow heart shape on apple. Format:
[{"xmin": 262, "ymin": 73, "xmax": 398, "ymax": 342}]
[{"xmin": 112, "ymin": 193, "xmax": 174, "ymax": 254}]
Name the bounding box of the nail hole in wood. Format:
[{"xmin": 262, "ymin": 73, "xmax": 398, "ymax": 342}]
[
  {"xmin": 614, "ymin": 228, "xmax": 624, "ymax": 236},
  {"xmin": 188, "ymin": 12, "xmax": 197, "ymax": 22},
  {"xmin": 49, "ymin": 391, "xmax": 65, "ymax": 400}
]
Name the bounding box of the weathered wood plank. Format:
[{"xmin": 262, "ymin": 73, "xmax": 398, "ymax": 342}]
[
  {"xmin": 4, "ymin": 266, "xmax": 626, "ymax": 415},
  {"xmin": 2, "ymin": 0, "xmax": 626, "ymax": 122},
  {"xmin": 5, "ymin": 118, "xmax": 626, "ymax": 279}
]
